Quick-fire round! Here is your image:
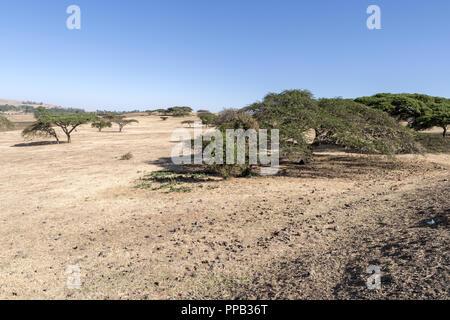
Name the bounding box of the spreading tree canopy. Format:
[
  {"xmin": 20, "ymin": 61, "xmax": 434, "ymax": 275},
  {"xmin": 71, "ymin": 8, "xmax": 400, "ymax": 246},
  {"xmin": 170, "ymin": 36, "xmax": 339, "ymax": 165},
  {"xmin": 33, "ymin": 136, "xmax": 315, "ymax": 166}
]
[
  {"xmin": 243, "ymin": 90, "xmax": 421, "ymax": 160},
  {"xmin": 198, "ymin": 112, "xmax": 218, "ymax": 127},
  {"xmin": 355, "ymin": 93, "xmax": 450, "ymax": 136},
  {"xmin": 91, "ymin": 120, "xmax": 112, "ymax": 132},
  {"xmin": 103, "ymin": 114, "xmax": 139, "ymax": 132},
  {"xmin": 25, "ymin": 113, "xmax": 98, "ymax": 143}
]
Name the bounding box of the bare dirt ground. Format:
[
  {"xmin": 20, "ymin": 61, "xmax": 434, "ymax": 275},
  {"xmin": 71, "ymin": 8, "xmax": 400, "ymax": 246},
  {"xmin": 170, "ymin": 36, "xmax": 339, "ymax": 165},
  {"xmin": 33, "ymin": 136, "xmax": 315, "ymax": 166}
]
[{"xmin": 0, "ymin": 115, "xmax": 448, "ymax": 299}]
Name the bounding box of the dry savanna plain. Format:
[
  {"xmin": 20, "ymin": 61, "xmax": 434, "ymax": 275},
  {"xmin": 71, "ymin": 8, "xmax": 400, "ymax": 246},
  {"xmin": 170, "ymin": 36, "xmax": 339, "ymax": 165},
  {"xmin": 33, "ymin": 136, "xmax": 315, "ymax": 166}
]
[{"xmin": 0, "ymin": 114, "xmax": 449, "ymax": 299}]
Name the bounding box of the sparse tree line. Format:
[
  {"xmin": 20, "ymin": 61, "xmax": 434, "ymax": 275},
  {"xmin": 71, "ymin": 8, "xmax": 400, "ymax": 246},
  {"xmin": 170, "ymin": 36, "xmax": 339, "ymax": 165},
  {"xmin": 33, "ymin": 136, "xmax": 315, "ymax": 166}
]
[
  {"xmin": 0, "ymin": 104, "xmax": 85, "ymax": 115},
  {"xmin": 1, "ymin": 91, "xmax": 448, "ymax": 154},
  {"xmin": 19, "ymin": 109, "xmax": 139, "ymax": 143}
]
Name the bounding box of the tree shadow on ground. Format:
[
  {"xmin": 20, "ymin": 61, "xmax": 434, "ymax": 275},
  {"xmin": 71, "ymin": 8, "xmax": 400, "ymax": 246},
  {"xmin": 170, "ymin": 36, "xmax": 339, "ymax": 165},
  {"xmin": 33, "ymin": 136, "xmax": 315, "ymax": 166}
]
[
  {"xmin": 145, "ymin": 156, "xmax": 223, "ymax": 182},
  {"xmin": 277, "ymin": 153, "xmax": 421, "ymax": 180},
  {"xmin": 11, "ymin": 141, "xmax": 66, "ymax": 147},
  {"xmin": 146, "ymin": 153, "xmax": 421, "ymax": 181}
]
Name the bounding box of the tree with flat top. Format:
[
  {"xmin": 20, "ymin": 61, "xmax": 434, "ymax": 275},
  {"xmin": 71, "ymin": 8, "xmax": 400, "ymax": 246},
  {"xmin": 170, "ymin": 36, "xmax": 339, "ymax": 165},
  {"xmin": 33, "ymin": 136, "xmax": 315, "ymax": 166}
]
[
  {"xmin": 24, "ymin": 113, "xmax": 98, "ymax": 143},
  {"xmin": 91, "ymin": 120, "xmax": 112, "ymax": 132},
  {"xmin": 103, "ymin": 114, "xmax": 139, "ymax": 132}
]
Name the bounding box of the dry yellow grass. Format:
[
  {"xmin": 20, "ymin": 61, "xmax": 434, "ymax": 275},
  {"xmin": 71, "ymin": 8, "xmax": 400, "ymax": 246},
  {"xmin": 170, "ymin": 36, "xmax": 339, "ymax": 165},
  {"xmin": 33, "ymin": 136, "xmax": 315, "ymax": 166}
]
[{"xmin": 0, "ymin": 115, "xmax": 448, "ymax": 299}]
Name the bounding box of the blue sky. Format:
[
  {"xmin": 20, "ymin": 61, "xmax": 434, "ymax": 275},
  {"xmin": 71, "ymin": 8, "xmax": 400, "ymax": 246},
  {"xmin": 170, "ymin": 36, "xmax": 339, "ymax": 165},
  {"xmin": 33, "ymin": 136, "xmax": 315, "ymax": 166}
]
[{"xmin": 1, "ymin": 0, "xmax": 449, "ymax": 111}]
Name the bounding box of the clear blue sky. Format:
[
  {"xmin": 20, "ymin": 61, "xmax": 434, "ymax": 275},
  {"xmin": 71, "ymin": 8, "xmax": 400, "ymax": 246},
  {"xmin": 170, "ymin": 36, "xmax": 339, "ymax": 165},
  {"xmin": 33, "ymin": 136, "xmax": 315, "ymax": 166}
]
[{"xmin": 1, "ymin": 0, "xmax": 449, "ymax": 111}]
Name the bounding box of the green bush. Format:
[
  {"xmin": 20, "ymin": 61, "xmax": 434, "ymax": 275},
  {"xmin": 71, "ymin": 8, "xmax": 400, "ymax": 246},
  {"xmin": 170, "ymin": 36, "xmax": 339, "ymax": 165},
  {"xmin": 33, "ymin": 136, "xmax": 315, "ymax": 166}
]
[
  {"xmin": 91, "ymin": 120, "xmax": 112, "ymax": 132},
  {"xmin": 120, "ymin": 152, "xmax": 133, "ymax": 160},
  {"xmin": 198, "ymin": 113, "xmax": 217, "ymax": 127}
]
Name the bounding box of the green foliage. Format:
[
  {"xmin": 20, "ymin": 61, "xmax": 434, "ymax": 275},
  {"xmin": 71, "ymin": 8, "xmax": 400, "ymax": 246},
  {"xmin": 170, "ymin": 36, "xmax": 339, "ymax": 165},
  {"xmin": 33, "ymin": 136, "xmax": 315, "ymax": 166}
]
[
  {"xmin": 34, "ymin": 106, "xmax": 49, "ymax": 119},
  {"xmin": 182, "ymin": 120, "xmax": 195, "ymax": 127},
  {"xmin": 244, "ymin": 90, "xmax": 320, "ymax": 161},
  {"xmin": 0, "ymin": 115, "xmax": 15, "ymax": 130},
  {"xmin": 154, "ymin": 109, "xmax": 169, "ymax": 115},
  {"xmin": 0, "ymin": 104, "xmax": 71, "ymax": 115},
  {"xmin": 120, "ymin": 152, "xmax": 133, "ymax": 160},
  {"xmin": 22, "ymin": 121, "xmax": 59, "ymax": 143},
  {"xmin": 315, "ymin": 98, "xmax": 421, "ymax": 154},
  {"xmin": 0, "ymin": 104, "xmax": 35, "ymax": 114},
  {"xmin": 245, "ymin": 91, "xmax": 422, "ymax": 157},
  {"xmin": 103, "ymin": 114, "xmax": 138, "ymax": 132},
  {"xmin": 160, "ymin": 116, "xmax": 168, "ymax": 121},
  {"xmin": 34, "ymin": 113, "xmax": 98, "ymax": 143},
  {"xmin": 168, "ymin": 106, "xmax": 192, "ymax": 113},
  {"xmin": 32, "ymin": 106, "xmax": 86, "ymax": 119},
  {"xmin": 0, "ymin": 104, "xmax": 16, "ymax": 112},
  {"xmin": 22, "ymin": 100, "xmax": 42, "ymax": 105},
  {"xmin": 198, "ymin": 113, "xmax": 217, "ymax": 127},
  {"xmin": 172, "ymin": 111, "xmax": 191, "ymax": 117},
  {"xmin": 91, "ymin": 120, "xmax": 112, "ymax": 132},
  {"xmin": 215, "ymin": 109, "xmax": 259, "ymax": 131},
  {"xmin": 136, "ymin": 171, "xmax": 213, "ymax": 193},
  {"xmin": 415, "ymin": 132, "xmax": 450, "ymax": 153},
  {"xmin": 200, "ymin": 109, "xmax": 261, "ymax": 178},
  {"xmin": 411, "ymin": 102, "xmax": 450, "ymax": 137},
  {"xmin": 200, "ymin": 90, "xmax": 424, "ymax": 177},
  {"xmin": 356, "ymin": 93, "xmax": 450, "ymax": 136}
]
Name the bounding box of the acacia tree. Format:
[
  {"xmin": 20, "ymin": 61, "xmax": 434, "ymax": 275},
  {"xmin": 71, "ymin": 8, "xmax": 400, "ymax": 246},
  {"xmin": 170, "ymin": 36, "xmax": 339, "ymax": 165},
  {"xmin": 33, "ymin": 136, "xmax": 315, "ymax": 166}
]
[
  {"xmin": 411, "ymin": 103, "xmax": 450, "ymax": 137},
  {"xmin": 117, "ymin": 119, "xmax": 139, "ymax": 132},
  {"xmin": 198, "ymin": 113, "xmax": 217, "ymax": 127},
  {"xmin": 37, "ymin": 114, "xmax": 98, "ymax": 143},
  {"xmin": 91, "ymin": 120, "xmax": 112, "ymax": 132},
  {"xmin": 34, "ymin": 106, "xmax": 51, "ymax": 119},
  {"xmin": 356, "ymin": 93, "xmax": 450, "ymax": 137},
  {"xmin": 103, "ymin": 115, "xmax": 139, "ymax": 132},
  {"xmin": 167, "ymin": 106, "xmax": 192, "ymax": 117},
  {"xmin": 22, "ymin": 121, "xmax": 60, "ymax": 143},
  {"xmin": 182, "ymin": 120, "xmax": 195, "ymax": 127},
  {"xmin": 0, "ymin": 116, "xmax": 14, "ymax": 130},
  {"xmin": 245, "ymin": 90, "xmax": 421, "ymax": 159}
]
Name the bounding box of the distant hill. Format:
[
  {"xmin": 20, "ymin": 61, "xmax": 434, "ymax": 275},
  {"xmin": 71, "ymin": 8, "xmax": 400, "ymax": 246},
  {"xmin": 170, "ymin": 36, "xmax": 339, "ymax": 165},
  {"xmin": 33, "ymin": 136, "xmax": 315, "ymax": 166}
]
[
  {"xmin": 0, "ymin": 98, "xmax": 64, "ymax": 110},
  {"xmin": 0, "ymin": 99, "xmax": 86, "ymax": 115}
]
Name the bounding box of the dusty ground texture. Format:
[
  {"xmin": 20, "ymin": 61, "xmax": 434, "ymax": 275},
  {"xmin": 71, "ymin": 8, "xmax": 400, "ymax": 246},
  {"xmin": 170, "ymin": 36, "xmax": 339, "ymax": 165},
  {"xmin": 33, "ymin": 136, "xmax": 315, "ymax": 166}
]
[{"xmin": 0, "ymin": 115, "xmax": 448, "ymax": 299}]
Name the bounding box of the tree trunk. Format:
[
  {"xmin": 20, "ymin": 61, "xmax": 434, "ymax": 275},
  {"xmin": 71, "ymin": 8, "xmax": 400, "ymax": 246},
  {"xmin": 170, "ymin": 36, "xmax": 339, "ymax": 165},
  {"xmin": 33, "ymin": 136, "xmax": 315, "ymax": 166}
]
[
  {"xmin": 67, "ymin": 134, "xmax": 71, "ymax": 143},
  {"xmin": 443, "ymin": 126, "xmax": 447, "ymax": 137}
]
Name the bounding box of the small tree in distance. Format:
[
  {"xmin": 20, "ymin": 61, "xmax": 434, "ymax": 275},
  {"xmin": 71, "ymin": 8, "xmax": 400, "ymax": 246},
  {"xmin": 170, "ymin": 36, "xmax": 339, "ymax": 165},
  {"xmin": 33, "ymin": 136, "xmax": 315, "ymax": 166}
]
[
  {"xmin": 182, "ymin": 120, "xmax": 195, "ymax": 127},
  {"xmin": 92, "ymin": 120, "xmax": 112, "ymax": 132},
  {"xmin": 117, "ymin": 119, "xmax": 139, "ymax": 132},
  {"xmin": 103, "ymin": 114, "xmax": 139, "ymax": 132},
  {"xmin": 198, "ymin": 113, "xmax": 217, "ymax": 128}
]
